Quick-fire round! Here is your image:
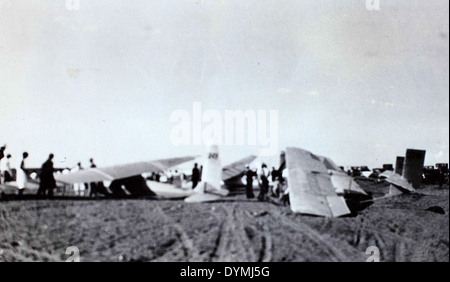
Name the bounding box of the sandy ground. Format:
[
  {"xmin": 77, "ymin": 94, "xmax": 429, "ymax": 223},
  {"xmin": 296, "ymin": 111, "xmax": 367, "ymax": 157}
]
[{"xmin": 0, "ymin": 181, "xmax": 448, "ymax": 262}]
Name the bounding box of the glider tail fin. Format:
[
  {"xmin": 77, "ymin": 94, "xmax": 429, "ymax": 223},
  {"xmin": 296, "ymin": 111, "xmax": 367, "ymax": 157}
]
[
  {"xmin": 200, "ymin": 144, "xmax": 223, "ymax": 193},
  {"xmin": 186, "ymin": 145, "xmax": 228, "ymax": 203}
]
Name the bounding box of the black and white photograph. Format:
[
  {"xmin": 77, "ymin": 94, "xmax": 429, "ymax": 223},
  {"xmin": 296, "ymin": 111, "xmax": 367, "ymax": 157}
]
[{"xmin": 0, "ymin": 0, "xmax": 448, "ymax": 266}]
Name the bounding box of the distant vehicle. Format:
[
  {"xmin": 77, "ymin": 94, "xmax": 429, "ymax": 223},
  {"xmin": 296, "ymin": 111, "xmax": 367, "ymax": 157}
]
[
  {"xmin": 383, "ymin": 164, "xmax": 394, "ymax": 171},
  {"xmin": 350, "ymin": 166, "xmax": 370, "ymax": 177},
  {"xmin": 422, "ymin": 164, "xmax": 448, "ymax": 185},
  {"xmin": 436, "ymin": 163, "xmax": 449, "ymax": 174},
  {"xmin": 368, "ymin": 168, "xmax": 384, "ymax": 181}
]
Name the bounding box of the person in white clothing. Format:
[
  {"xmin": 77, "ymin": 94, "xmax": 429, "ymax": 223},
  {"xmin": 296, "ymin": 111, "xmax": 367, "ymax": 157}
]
[
  {"xmin": 1, "ymin": 154, "xmax": 13, "ymax": 183},
  {"xmin": 72, "ymin": 162, "xmax": 86, "ymax": 196},
  {"xmin": 16, "ymin": 152, "xmax": 29, "ymax": 197},
  {"xmin": 280, "ymin": 168, "xmax": 290, "ymax": 205}
]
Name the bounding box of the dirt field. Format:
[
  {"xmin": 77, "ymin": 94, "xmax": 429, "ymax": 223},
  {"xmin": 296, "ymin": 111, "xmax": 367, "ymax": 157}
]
[{"xmin": 0, "ymin": 181, "xmax": 448, "ymax": 262}]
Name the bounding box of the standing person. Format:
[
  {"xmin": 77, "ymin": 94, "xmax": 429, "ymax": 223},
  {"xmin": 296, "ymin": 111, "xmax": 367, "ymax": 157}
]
[
  {"xmin": 1, "ymin": 154, "xmax": 13, "ymax": 182},
  {"xmin": 0, "ymin": 145, "xmax": 7, "ymax": 199},
  {"xmin": 258, "ymin": 163, "xmax": 270, "ymax": 202},
  {"xmin": 271, "ymin": 167, "xmax": 278, "ymax": 182},
  {"xmin": 0, "ymin": 145, "xmax": 5, "ymax": 161},
  {"xmin": 192, "ymin": 163, "xmax": 200, "ymax": 189},
  {"xmin": 270, "ymin": 166, "xmax": 279, "ymax": 197},
  {"xmin": 173, "ymin": 170, "xmax": 181, "ymax": 187},
  {"xmin": 16, "ymin": 152, "xmax": 29, "ymax": 197},
  {"xmin": 38, "ymin": 154, "xmax": 56, "ymax": 198},
  {"xmin": 89, "ymin": 158, "xmax": 98, "ymax": 198},
  {"xmin": 0, "ymin": 145, "xmax": 5, "ymax": 166},
  {"xmin": 167, "ymin": 170, "xmax": 173, "ymax": 184},
  {"xmin": 72, "ymin": 162, "xmax": 85, "ymax": 196},
  {"xmin": 280, "ymin": 168, "xmax": 290, "ymax": 206},
  {"xmin": 245, "ymin": 165, "xmax": 256, "ymax": 199}
]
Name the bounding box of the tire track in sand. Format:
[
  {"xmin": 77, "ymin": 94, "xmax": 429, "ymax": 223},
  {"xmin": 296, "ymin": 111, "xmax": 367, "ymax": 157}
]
[
  {"xmin": 338, "ymin": 219, "xmax": 414, "ymax": 262},
  {"xmin": 277, "ymin": 216, "xmax": 357, "ymax": 262},
  {"xmin": 259, "ymin": 223, "xmax": 273, "ymax": 262},
  {"xmin": 210, "ymin": 204, "xmax": 258, "ymax": 262},
  {"xmin": 152, "ymin": 206, "xmax": 206, "ymax": 262}
]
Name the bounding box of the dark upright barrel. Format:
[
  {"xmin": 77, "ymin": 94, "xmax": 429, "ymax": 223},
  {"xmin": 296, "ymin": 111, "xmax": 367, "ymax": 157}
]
[
  {"xmin": 402, "ymin": 149, "xmax": 426, "ymax": 189},
  {"xmin": 395, "ymin": 156, "xmax": 405, "ymax": 175}
]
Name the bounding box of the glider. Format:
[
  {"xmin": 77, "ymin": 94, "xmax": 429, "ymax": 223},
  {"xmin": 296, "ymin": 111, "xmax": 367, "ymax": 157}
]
[
  {"xmin": 285, "ymin": 147, "xmax": 352, "ymax": 218},
  {"xmin": 54, "ymin": 156, "xmax": 197, "ymax": 197},
  {"xmin": 382, "ymin": 149, "xmax": 425, "ymax": 196},
  {"xmin": 149, "ymin": 145, "xmax": 257, "ymax": 203}
]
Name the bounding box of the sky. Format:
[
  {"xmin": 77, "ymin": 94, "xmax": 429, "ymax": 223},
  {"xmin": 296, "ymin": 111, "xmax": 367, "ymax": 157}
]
[{"xmin": 0, "ymin": 0, "xmax": 449, "ymax": 169}]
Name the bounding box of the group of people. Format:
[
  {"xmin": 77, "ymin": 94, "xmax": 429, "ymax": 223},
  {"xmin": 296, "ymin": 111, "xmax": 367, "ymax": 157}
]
[
  {"xmin": 1, "ymin": 145, "xmax": 31, "ymax": 199},
  {"xmin": 1, "ymin": 143, "xmax": 101, "ymax": 200},
  {"xmin": 2, "ymin": 142, "xmax": 289, "ymax": 203},
  {"xmin": 245, "ymin": 163, "xmax": 289, "ymax": 204},
  {"xmin": 147, "ymin": 164, "xmax": 203, "ymax": 189}
]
